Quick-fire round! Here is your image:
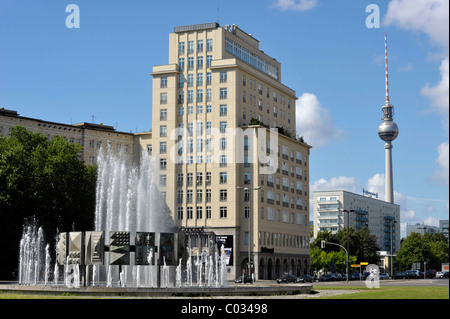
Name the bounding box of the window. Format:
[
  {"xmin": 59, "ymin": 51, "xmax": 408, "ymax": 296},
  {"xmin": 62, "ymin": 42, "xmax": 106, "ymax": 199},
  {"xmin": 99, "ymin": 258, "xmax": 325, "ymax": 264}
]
[
  {"xmin": 220, "ymin": 71, "xmax": 227, "ymax": 83},
  {"xmin": 206, "ymin": 189, "xmax": 211, "ymax": 202},
  {"xmin": 196, "ymin": 172, "xmax": 203, "ymax": 186},
  {"xmin": 186, "ymin": 190, "xmax": 193, "ymax": 204},
  {"xmin": 207, "ymin": 55, "xmax": 212, "ymax": 67},
  {"xmin": 220, "ymin": 207, "xmax": 227, "ymax": 218},
  {"xmin": 179, "ymin": 58, "xmax": 185, "ymax": 70},
  {"xmin": 188, "ymin": 57, "xmax": 194, "ymax": 70},
  {"xmin": 244, "ymin": 207, "xmax": 250, "ymax": 219},
  {"xmin": 147, "ymin": 144, "xmax": 152, "ymax": 155},
  {"xmin": 160, "ymin": 159, "xmax": 167, "ymax": 170},
  {"xmin": 196, "ymin": 189, "xmax": 202, "ymax": 203},
  {"xmin": 160, "ymin": 125, "xmax": 167, "ymax": 137},
  {"xmin": 160, "ymin": 142, "xmax": 167, "ymax": 154},
  {"xmin": 188, "ymin": 41, "xmax": 194, "ymax": 54},
  {"xmin": 206, "ymin": 172, "xmax": 211, "ymax": 185},
  {"xmin": 197, "ymin": 72, "xmax": 203, "ymax": 85},
  {"xmin": 187, "ymin": 173, "xmax": 193, "ymax": 186},
  {"xmin": 220, "ymin": 121, "xmax": 227, "ymax": 133},
  {"xmin": 220, "ymin": 104, "xmax": 228, "ymax": 116},
  {"xmin": 187, "ymin": 207, "xmax": 193, "ymax": 219},
  {"xmin": 220, "ymin": 137, "xmax": 227, "ymax": 150},
  {"xmin": 220, "ymin": 172, "xmax": 227, "ymax": 184},
  {"xmin": 177, "ymin": 173, "xmax": 183, "ymax": 187},
  {"xmin": 160, "ymin": 77, "xmax": 167, "ymax": 88},
  {"xmin": 206, "ymin": 39, "xmax": 213, "ymax": 52},
  {"xmin": 220, "ymin": 189, "xmax": 227, "ymax": 201},
  {"xmin": 196, "ymin": 206, "xmax": 203, "ymax": 219},
  {"xmin": 178, "ymin": 42, "xmax": 185, "ymax": 55},
  {"xmin": 177, "ymin": 107, "xmax": 184, "ymax": 116},
  {"xmin": 220, "ymin": 155, "xmax": 227, "ymax": 167},
  {"xmin": 197, "ymin": 40, "xmax": 203, "ymax": 52},
  {"xmin": 244, "ymin": 172, "xmax": 251, "ymax": 185},
  {"xmin": 197, "ymin": 89, "xmax": 203, "ymax": 102},
  {"xmin": 187, "ymin": 74, "xmax": 194, "ymax": 87},
  {"xmin": 177, "ymin": 207, "xmax": 183, "ymax": 220},
  {"xmin": 187, "ymin": 90, "xmax": 194, "ymax": 103},
  {"xmin": 220, "ymin": 88, "xmax": 227, "ymax": 100},
  {"xmin": 206, "ymin": 206, "xmax": 211, "ymax": 219},
  {"xmin": 160, "ymin": 109, "xmax": 167, "ymax": 120},
  {"xmin": 178, "ymin": 91, "xmax": 184, "ymax": 104},
  {"xmin": 206, "ymin": 104, "xmax": 212, "ymax": 113}
]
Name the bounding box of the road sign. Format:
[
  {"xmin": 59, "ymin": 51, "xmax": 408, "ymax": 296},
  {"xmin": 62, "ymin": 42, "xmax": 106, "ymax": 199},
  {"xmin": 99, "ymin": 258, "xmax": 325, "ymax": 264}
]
[
  {"xmin": 351, "ymin": 264, "xmax": 360, "ymax": 268},
  {"xmin": 360, "ymin": 262, "xmax": 369, "ymax": 266}
]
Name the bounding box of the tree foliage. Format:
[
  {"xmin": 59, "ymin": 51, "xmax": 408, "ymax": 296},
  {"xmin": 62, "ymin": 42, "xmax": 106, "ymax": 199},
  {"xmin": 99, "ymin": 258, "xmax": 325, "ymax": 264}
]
[
  {"xmin": 395, "ymin": 232, "xmax": 449, "ymax": 271},
  {"xmin": 311, "ymin": 228, "xmax": 381, "ymax": 272},
  {"xmin": 0, "ymin": 126, "xmax": 97, "ymax": 278}
]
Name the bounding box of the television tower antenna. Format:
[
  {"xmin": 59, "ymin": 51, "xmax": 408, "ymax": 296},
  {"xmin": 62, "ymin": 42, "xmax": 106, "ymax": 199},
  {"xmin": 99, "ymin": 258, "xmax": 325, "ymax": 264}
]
[{"xmin": 378, "ymin": 33, "xmax": 399, "ymax": 204}]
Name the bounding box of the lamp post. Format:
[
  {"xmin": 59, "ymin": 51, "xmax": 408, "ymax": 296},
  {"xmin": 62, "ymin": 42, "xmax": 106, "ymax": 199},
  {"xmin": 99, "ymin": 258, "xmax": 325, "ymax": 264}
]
[
  {"xmin": 389, "ymin": 220, "xmax": 397, "ymax": 278},
  {"xmin": 341, "ymin": 209, "xmax": 355, "ymax": 282},
  {"xmin": 237, "ymin": 185, "xmax": 261, "ymax": 281}
]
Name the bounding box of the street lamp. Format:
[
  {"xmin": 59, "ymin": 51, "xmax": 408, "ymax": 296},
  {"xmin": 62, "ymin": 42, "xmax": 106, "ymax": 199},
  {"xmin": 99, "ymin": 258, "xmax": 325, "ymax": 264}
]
[
  {"xmin": 341, "ymin": 209, "xmax": 355, "ymax": 283},
  {"xmin": 389, "ymin": 219, "xmax": 397, "ymax": 278},
  {"xmin": 237, "ymin": 185, "xmax": 261, "ymax": 281}
]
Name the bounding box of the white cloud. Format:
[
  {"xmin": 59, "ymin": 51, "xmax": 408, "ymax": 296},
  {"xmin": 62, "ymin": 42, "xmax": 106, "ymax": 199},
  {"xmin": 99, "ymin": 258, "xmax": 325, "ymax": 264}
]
[
  {"xmin": 311, "ymin": 176, "xmax": 357, "ymax": 193},
  {"xmin": 384, "ymin": 0, "xmax": 449, "ymax": 49},
  {"xmin": 421, "ymin": 58, "xmax": 449, "ymax": 128},
  {"xmin": 272, "ymin": 0, "xmax": 318, "ymax": 11},
  {"xmin": 296, "ymin": 93, "xmax": 344, "ymax": 148},
  {"xmin": 432, "ymin": 142, "xmax": 449, "ymax": 185}
]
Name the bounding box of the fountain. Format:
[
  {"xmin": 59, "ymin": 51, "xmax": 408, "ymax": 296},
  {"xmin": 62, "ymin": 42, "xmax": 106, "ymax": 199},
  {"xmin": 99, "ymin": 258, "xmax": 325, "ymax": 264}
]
[{"xmin": 17, "ymin": 147, "xmax": 229, "ymax": 289}]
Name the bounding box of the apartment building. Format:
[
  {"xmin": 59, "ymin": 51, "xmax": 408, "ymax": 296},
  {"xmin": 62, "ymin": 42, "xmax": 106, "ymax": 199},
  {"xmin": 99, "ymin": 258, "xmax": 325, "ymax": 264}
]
[
  {"xmin": 0, "ymin": 107, "xmax": 135, "ymax": 164},
  {"xmin": 313, "ymin": 190, "xmax": 401, "ymax": 253},
  {"xmin": 150, "ymin": 22, "xmax": 311, "ymax": 280}
]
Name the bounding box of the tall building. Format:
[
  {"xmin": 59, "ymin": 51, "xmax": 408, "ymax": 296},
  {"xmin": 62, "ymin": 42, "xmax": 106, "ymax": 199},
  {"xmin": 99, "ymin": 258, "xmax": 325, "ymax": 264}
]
[
  {"xmin": 149, "ymin": 23, "xmax": 311, "ymax": 280},
  {"xmin": 313, "ymin": 190, "xmax": 400, "ymax": 253},
  {"xmin": 377, "ymin": 34, "xmax": 399, "ymax": 204}
]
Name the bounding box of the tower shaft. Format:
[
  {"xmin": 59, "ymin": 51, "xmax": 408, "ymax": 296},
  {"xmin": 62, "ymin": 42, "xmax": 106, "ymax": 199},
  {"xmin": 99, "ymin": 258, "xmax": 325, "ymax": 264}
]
[{"xmin": 385, "ymin": 142, "xmax": 394, "ymax": 204}]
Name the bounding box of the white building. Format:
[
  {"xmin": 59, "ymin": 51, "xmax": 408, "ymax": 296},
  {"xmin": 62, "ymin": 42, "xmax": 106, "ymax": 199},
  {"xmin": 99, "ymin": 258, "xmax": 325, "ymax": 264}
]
[{"xmin": 313, "ymin": 190, "xmax": 400, "ymax": 253}]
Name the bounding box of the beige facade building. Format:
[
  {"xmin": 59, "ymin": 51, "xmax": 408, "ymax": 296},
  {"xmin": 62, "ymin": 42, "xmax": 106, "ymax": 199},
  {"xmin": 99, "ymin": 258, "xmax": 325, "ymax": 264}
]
[
  {"xmin": 149, "ymin": 23, "xmax": 311, "ymax": 280},
  {"xmin": 0, "ymin": 107, "xmax": 135, "ymax": 164},
  {"xmin": 1, "ymin": 22, "xmax": 312, "ymax": 281}
]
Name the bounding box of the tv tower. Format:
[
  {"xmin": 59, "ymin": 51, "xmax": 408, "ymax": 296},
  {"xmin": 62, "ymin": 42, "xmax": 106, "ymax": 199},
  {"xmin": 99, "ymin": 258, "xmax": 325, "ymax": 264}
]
[{"xmin": 378, "ymin": 33, "xmax": 399, "ymax": 204}]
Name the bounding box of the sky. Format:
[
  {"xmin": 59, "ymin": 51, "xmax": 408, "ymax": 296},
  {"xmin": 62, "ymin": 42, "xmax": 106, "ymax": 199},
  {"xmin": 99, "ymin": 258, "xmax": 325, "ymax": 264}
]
[{"xmin": 0, "ymin": 0, "xmax": 448, "ymax": 238}]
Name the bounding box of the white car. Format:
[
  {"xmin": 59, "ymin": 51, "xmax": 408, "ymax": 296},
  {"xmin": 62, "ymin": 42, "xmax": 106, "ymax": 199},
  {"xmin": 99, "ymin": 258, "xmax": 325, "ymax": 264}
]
[{"xmin": 436, "ymin": 271, "xmax": 444, "ymax": 278}]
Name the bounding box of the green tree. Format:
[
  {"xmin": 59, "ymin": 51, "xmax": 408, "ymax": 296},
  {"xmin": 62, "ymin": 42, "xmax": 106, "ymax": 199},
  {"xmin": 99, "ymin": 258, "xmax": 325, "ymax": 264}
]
[
  {"xmin": 396, "ymin": 232, "xmax": 449, "ymax": 271},
  {"xmin": 0, "ymin": 126, "xmax": 97, "ymax": 279}
]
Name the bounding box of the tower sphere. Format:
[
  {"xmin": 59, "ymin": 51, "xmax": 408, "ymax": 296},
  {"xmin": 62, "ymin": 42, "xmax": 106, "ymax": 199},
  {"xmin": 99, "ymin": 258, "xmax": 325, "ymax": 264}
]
[{"xmin": 378, "ymin": 119, "xmax": 399, "ymax": 142}]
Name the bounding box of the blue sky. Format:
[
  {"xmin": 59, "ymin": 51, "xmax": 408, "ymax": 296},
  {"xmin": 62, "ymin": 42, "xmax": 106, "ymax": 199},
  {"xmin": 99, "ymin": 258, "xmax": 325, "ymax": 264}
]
[{"xmin": 0, "ymin": 0, "xmax": 448, "ymax": 237}]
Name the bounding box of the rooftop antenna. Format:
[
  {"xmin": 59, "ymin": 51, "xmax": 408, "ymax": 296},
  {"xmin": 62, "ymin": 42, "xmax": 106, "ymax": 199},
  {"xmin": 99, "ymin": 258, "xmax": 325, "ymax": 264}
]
[{"xmin": 217, "ymin": 0, "xmax": 220, "ymax": 24}]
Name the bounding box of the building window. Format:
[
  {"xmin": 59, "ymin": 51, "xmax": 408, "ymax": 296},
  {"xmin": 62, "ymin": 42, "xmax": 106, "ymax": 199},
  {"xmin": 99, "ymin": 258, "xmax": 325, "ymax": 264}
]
[
  {"xmin": 197, "ymin": 40, "xmax": 203, "ymax": 53},
  {"xmin": 219, "ymin": 172, "xmax": 227, "ymax": 184},
  {"xmin": 160, "ymin": 109, "xmax": 167, "ymax": 120},
  {"xmin": 206, "ymin": 206, "xmax": 211, "ymax": 219},
  {"xmin": 179, "ymin": 42, "xmax": 185, "ymax": 55},
  {"xmin": 206, "ymin": 39, "xmax": 213, "ymax": 52},
  {"xmin": 187, "ymin": 207, "xmax": 193, "ymax": 220},
  {"xmin": 220, "ymin": 71, "xmax": 227, "ymax": 83},
  {"xmin": 160, "ymin": 77, "xmax": 167, "ymax": 88},
  {"xmin": 220, "ymin": 189, "xmax": 227, "ymax": 201},
  {"xmin": 220, "ymin": 88, "xmax": 227, "ymax": 100},
  {"xmin": 220, "ymin": 207, "xmax": 227, "ymax": 218},
  {"xmin": 160, "ymin": 125, "xmax": 167, "ymax": 137},
  {"xmin": 160, "ymin": 142, "xmax": 167, "ymax": 154},
  {"xmin": 160, "ymin": 159, "xmax": 167, "ymax": 170},
  {"xmin": 159, "ymin": 175, "xmax": 166, "ymax": 187},
  {"xmin": 196, "ymin": 206, "xmax": 203, "ymax": 219},
  {"xmin": 177, "ymin": 207, "xmax": 183, "ymax": 220}
]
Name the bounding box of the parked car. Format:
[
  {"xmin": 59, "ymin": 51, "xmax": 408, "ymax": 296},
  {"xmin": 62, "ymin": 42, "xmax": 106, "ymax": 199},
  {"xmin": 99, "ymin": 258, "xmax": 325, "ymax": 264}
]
[
  {"xmin": 276, "ymin": 274, "xmax": 297, "ymax": 284},
  {"xmin": 379, "ymin": 273, "xmax": 390, "ymax": 280},
  {"xmin": 408, "ymin": 270, "xmax": 421, "ymax": 279},
  {"xmin": 297, "ymin": 274, "xmax": 314, "ymax": 283},
  {"xmin": 394, "ymin": 271, "xmax": 417, "ymax": 279},
  {"xmin": 425, "ymin": 269, "xmax": 436, "ymax": 278},
  {"xmin": 318, "ymin": 274, "xmax": 334, "ymax": 281},
  {"xmin": 349, "ymin": 273, "xmax": 361, "ymax": 280},
  {"xmin": 235, "ymin": 275, "xmax": 253, "ymax": 284},
  {"xmin": 443, "ymin": 271, "xmax": 449, "ymax": 278},
  {"xmin": 436, "ymin": 271, "xmax": 444, "ymax": 278}
]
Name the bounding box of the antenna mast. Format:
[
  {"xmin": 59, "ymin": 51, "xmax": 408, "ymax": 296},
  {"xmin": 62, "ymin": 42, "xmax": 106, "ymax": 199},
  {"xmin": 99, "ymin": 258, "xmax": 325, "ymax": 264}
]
[
  {"xmin": 385, "ymin": 33, "xmax": 390, "ymax": 107},
  {"xmin": 217, "ymin": 0, "xmax": 220, "ymax": 24}
]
